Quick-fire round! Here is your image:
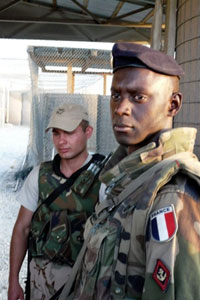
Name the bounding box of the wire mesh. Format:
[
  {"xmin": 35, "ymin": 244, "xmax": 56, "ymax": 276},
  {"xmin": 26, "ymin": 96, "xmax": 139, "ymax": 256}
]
[{"xmin": 25, "ymin": 45, "xmax": 117, "ymax": 168}]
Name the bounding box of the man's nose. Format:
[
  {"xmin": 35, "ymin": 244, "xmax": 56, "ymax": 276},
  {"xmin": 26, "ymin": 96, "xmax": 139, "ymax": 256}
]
[
  {"xmin": 114, "ymin": 97, "xmax": 131, "ymax": 116},
  {"xmin": 58, "ymin": 133, "xmax": 67, "ymax": 143}
]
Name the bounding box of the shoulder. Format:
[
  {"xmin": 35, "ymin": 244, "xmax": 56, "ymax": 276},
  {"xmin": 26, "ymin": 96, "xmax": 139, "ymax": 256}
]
[
  {"xmin": 147, "ymin": 172, "xmax": 200, "ymax": 249},
  {"xmin": 39, "ymin": 160, "xmax": 53, "ymax": 177},
  {"xmin": 17, "ymin": 165, "xmax": 40, "ymax": 212},
  {"xmin": 149, "ymin": 173, "xmax": 200, "ymax": 238},
  {"xmin": 158, "ymin": 172, "xmax": 200, "ymax": 202},
  {"xmin": 25, "ymin": 165, "xmax": 40, "ymax": 182},
  {"xmin": 40, "ymin": 160, "xmax": 53, "ymax": 170}
]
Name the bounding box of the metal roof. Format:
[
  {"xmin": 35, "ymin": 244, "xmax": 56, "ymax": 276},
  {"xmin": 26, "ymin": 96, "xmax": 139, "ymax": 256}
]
[
  {"xmin": 0, "ymin": 0, "xmax": 165, "ymax": 44},
  {"xmin": 27, "ymin": 45, "xmax": 113, "ymax": 74}
]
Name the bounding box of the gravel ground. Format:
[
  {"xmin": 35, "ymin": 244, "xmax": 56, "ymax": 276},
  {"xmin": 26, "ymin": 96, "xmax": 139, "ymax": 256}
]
[{"xmin": 0, "ymin": 124, "xmax": 29, "ymax": 300}]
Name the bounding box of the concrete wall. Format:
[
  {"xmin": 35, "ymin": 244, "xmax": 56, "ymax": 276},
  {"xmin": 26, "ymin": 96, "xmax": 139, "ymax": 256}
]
[
  {"xmin": 21, "ymin": 91, "xmax": 31, "ymax": 126},
  {"xmin": 0, "ymin": 88, "xmax": 5, "ymax": 127},
  {"xmin": 9, "ymin": 92, "xmax": 22, "ymax": 125},
  {"xmin": 0, "ymin": 91, "xmax": 31, "ymax": 126}
]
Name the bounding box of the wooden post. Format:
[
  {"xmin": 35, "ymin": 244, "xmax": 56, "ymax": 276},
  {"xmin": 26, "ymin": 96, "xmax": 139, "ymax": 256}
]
[
  {"xmin": 103, "ymin": 74, "xmax": 107, "ymax": 95},
  {"xmin": 164, "ymin": 0, "xmax": 177, "ymax": 56},
  {"xmin": 151, "ymin": 0, "xmax": 163, "ymax": 50},
  {"xmin": 67, "ymin": 64, "xmax": 74, "ymax": 94}
]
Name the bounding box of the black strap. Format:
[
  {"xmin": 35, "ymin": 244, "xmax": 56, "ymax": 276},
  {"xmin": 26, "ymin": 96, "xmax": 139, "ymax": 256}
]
[
  {"xmin": 32, "ymin": 153, "xmax": 105, "ymax": 217},
  {"xmin": 49, "ymin": 285, "xmax": 64, "ymax": 300}
]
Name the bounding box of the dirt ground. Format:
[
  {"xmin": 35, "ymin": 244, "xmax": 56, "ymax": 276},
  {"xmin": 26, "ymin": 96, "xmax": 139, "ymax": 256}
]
[{"xmin": 0, "ymin": 124, "xmax": 29, "ymax": 299}]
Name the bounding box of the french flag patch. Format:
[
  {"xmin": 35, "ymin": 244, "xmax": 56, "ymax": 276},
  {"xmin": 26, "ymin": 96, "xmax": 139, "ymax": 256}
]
[{"xmin": 150, "ymin": 205, "xmax": 177, "ymax": 242}]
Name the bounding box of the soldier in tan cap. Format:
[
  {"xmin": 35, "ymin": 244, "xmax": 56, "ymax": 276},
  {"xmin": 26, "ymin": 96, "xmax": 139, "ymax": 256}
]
[
  {"xmin": 62, "ymin": 43, "xmax": 200, "ymax": 300},
  {"xmin": 8, "ymin": 103, "xmax": 106, "ymax": 300}
]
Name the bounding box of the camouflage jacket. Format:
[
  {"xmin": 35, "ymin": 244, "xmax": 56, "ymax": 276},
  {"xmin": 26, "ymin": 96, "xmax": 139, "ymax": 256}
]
[
  {"xmin": 29, "ymin": 153, "xmax": 104, "ymax": 266},
  {"xmin": 73, "ymin": 128, "xmax": 200, "ymax": 300}
]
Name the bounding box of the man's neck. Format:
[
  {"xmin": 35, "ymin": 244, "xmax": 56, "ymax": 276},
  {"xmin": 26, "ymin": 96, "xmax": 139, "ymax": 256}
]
[
  {"xmin": 127, "ymin": 129, "xmax": 171, "ymax": 154},
  {"xmin": 60, "ymin": 151, "xmax": 89, "ymax": 178}
]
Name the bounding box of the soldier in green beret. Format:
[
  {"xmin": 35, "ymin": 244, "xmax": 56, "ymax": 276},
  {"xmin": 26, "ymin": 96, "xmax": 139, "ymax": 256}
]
[
  {"xmin": 66, "ymin": 43, "xmax": 200, "ymax": 300},
  {"xmin": 8, "ymin": 103, "xmax": 105, "ymax": 300}
]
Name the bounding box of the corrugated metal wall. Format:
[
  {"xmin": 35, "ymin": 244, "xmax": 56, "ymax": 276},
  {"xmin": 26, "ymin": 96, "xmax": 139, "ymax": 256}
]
[{"xmin": 175, "ymin": 0, "xmax": 200, "ymax": 157}]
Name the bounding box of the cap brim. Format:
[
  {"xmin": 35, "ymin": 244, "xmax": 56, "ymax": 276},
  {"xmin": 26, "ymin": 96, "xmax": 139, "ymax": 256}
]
[{"xmin": 46, "ymin": 118, "xmax": 81, "ymax": 132}]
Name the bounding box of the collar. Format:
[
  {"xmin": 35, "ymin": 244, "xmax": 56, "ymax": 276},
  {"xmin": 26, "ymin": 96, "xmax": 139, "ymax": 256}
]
[
  {"xmin": 100, "ymin": 127, "xmax": 197, "ymax": 186},
  {"xmin": 53, "ymin": 153, "xmax": 92, "ymax": 178}
]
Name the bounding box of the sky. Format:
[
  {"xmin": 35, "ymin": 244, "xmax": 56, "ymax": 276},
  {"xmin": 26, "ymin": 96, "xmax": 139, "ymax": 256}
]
[{"xmin": 0, "ymin": 38, "xmax": 113, "ymax": 59}]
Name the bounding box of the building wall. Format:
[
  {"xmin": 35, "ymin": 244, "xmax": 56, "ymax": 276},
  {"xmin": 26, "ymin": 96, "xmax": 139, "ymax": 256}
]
[
  {"xmin": 0, "ymin": 88, "xmax": 5, "ymax": 126},
  {"xmin": 21, "ymin": 91, "xmax": 31, "ymax": 126},
  {"xmin": 175, "ymin": 0, "xmax": 200, "ymax": 157},
  {"xmin": 9, "ymin": 92, "xmax": 22, "ymax": 125}
]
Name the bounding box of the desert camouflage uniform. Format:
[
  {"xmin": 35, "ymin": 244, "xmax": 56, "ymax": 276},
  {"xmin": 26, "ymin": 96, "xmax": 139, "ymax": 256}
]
[
  {"xmin": 72, "ymin": 128, "xmax": 200, "ymax": 300},
  {"xmin": 29, "ymin": 153, "xmax": 104, "ymax": 300}
]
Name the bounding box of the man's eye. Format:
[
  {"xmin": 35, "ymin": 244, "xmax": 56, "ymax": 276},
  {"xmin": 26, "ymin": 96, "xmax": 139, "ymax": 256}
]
[
  {"xmin": 53, "ymin": 131, "xmax": 59, "ymax": 136},
  {"xmin": 111, "ymin": 93, "xmax": 121, "ymax": 101},
  {"xmin": 132, "ymin": 95, "xmax": 147, "ymax": 102}
]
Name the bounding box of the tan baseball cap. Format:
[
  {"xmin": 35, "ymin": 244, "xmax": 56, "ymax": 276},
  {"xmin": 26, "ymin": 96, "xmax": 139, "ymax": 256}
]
[{"xmin": 46, "ymin": 103, "xmax": 89, "ymax": 132}]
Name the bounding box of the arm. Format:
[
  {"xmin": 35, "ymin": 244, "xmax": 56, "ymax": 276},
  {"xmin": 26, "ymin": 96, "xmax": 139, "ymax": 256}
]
[
  {"xmin": 8, "ymin": 206, "xmax": 34, "ymax": 300},
  {"xmin": 142, "ymin": 186, "xmax": 200, "ymax": 299}
]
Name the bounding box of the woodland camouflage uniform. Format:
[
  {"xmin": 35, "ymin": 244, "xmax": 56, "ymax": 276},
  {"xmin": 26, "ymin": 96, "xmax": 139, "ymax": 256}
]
[
  {"xmin": 72, "ymin": 128, "xmax": 200, "ymax": 300},
  {"xmin": 28, "ymin": 153, "xmax": 104, "ymax": 299}
]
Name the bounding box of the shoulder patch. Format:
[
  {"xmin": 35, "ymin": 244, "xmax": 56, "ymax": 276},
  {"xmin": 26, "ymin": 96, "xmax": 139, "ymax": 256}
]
[
  {"xmin": 152, "ymin": 259, "xmax": 170, "ymax": 291},
  {"xmin": 150, "ymin": 205, "xmax": 177, "ymax": 242}
]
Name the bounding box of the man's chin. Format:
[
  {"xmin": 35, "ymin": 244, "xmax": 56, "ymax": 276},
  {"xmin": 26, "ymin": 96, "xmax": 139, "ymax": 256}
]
[
  {"xmin": 59, "ymin": 152, "xmax": 72, "ymax": 159},
  {"xmin": 114, "ymin": 134, "xmax": 144, "ymax": 151},
  {"xmin": 114, "ymin": 134, "xmax": 131, "ymax": 147}
]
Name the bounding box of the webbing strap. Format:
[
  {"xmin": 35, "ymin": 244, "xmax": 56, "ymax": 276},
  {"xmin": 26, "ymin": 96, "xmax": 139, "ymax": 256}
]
[
  {"xmin": 95, "ymin": 152, "xmax": 195, "ymax": 217},
  {"xmin": 32, "ymin": 154, "xmax": 104, "ymax": 219},
  {"xmin": 57, "ymin": 232, "xmax": 91, "ymax": 300}
]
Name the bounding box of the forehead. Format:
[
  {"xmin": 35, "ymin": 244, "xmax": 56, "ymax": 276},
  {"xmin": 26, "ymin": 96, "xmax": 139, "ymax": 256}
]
[
  {"xmin": 112, "ymin": 67, "xmax": 171, "ymax": 89},
  {"xmin": 52, "ymin": 128, "xmax": 66, "ymax": 133}
]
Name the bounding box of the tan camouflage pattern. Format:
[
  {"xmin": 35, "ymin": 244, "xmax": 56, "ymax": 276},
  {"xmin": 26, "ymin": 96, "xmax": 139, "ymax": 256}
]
[
  {"xmin": 29, "ymin": 258, "xmax": 71, "ymax": 300},
  {"xmin": 72, "ymin": 128, "xmax": 200, "ymax": 300}
]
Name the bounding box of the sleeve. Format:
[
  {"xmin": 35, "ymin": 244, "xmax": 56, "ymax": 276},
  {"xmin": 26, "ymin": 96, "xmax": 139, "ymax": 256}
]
[
  {"xmin": 142, "ymin": 187, "xmax": 200, "ymax": 300},
  {"xmin": 17, "ymin": 165, "xmax": 40, "ymax": 212}
]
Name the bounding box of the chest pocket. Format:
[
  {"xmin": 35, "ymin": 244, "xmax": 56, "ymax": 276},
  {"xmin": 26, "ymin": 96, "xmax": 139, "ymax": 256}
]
[
  {"xmin": 80, "ymin": 218, "xmax": 122, "ymax": 297},
  {"xmin": 31, "ymin": 209, "xmax": 87, "ymax": 265}
]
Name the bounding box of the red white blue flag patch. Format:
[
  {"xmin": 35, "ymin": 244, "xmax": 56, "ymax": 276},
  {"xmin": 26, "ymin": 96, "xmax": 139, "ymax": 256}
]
[{"xmin": 150, "ymin": 205, "xmax": 177, "ymax": 242}]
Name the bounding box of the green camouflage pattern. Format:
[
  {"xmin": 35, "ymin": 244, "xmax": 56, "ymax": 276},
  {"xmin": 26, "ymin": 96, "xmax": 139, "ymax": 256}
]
[
  {"xmin": 30, "ymin": 159, "xmax": 102, "ymax": 266},
  {"xmin": 73, "ymin": 128, "xmax": 200, "ymax": 300}
]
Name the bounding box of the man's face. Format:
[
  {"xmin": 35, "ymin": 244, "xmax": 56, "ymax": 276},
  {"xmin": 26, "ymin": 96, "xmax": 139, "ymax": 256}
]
[
  {"xmin": 110, "ymin": 67, "xmax": 176, "ymax": 152},
  {"xmin": 52, "ymin": 124, "xmax": 92, "ymax": 160}
]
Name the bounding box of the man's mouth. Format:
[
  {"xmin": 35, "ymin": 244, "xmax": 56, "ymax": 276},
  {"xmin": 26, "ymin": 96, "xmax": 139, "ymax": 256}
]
[
  {"xmin": 58, "ymin": 148, "xmax": 70, "ymax": 153},
  {"xmin": 114, "ymin": 124, "xmax": 133, "ymax": 132}
]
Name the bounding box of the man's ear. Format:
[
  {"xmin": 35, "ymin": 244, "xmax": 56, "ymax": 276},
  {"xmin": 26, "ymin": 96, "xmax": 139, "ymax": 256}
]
[
  {"xmin": 85, "ymin": 125, "xmax": 93, "ymax": 139},
  {"xmin": 168, "ymin": 92, "xmax": 182, "ymax": 117}
]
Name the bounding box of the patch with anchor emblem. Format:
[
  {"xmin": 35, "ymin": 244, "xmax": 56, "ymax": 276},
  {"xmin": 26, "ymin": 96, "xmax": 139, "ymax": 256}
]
[{"xmin": 152, "ymin": 259, "xmax": 170, "ymax": 291}]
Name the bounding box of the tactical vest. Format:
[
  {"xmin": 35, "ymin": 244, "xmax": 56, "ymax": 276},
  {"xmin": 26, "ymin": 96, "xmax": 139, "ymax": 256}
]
[
  {"xmin": 29, "ymin": 154, "xmax": 105, "ymax": 266},
  {"xmin": 73, "ymin": 152, "xmax": 200, "ymax": 299}
]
